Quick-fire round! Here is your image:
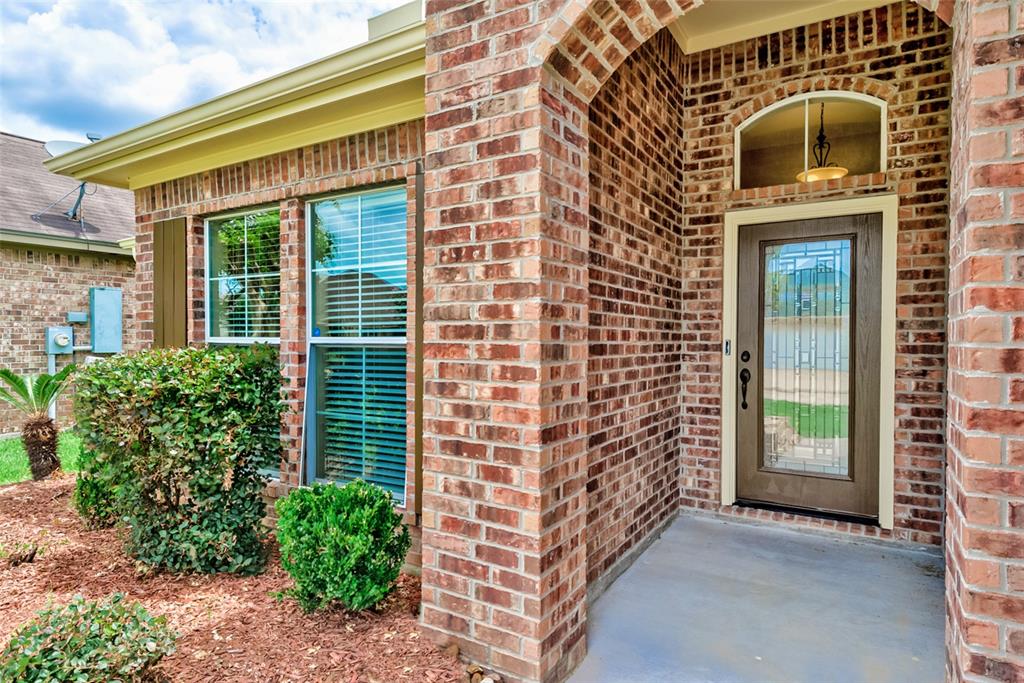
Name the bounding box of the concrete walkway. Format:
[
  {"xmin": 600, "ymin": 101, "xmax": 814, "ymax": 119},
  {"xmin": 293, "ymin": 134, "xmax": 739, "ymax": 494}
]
[{"xmin": 569, "ymin": 514, "xmax": 945, "ymax": 683}]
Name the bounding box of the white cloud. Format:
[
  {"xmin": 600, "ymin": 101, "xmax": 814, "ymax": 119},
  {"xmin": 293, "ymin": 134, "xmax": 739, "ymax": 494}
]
[{"xmin": 0, "ymin": 0, "xmax": 406, "ymax": 141}]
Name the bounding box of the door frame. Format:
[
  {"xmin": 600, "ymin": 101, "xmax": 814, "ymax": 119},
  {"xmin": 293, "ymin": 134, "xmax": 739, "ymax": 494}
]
[{"xmin": 721, "ymin": 195, "xmax": 898, "ymax": 529}]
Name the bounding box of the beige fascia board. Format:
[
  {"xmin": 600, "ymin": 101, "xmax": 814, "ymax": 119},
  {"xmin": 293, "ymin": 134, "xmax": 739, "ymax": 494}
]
[
  {"xmin": 125, "ymin": 91, "xmax": 424, "ymax": 190},
  {"xmin": 669, "ymin": 0, "xmax": 891, "ymax": 54},
  {"xmin": 45, "ymin": 21, "xmax": 426, "ymax": 183},
  {"xmin": 1, "ymin": 230, "xmax": 135, "ymax": 257}
]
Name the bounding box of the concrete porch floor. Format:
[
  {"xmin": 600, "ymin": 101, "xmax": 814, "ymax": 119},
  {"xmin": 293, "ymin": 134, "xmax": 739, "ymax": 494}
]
[{"xmin": 569, "ymin": 514, "xmax": 945, "ymax": 683}]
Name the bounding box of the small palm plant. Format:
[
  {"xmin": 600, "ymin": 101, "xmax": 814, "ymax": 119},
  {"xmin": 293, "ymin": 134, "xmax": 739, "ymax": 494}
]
[{"xmin": 0, "ymin": 365, "xmax": 76, "ymax": 480}]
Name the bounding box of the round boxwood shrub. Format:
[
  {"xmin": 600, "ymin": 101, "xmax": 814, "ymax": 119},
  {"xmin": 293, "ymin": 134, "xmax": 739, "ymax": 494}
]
[
  {"xmin": 0, "ymin": 593, "xmax": 176, "ymax": 682},
  {"xmin": 73, "ymin": 345, "xmax": 284, "ymax": 574},
  {"xmin": 276, "ymin": 480, "xmax": 411, "ymax": 612}
]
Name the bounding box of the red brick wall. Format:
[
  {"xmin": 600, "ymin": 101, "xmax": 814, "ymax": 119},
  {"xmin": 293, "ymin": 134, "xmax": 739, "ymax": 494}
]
[
  {"xmin": 0, "ymin": 245, "xmax": 136, "ymax": 433},
  {"xmin": 583, "ymin": 5, "xmax": 951, "ymax": 578},
  {"xmin": 425, "ymin": 0, "xmax": 956, "ymax": 680},
  {"xmin": 945, "ymin": 1, "xmax": 1024, "ymax": 680},
  {"xmin": 132, "ymin": 122, "xmax": 424, "ymax": 552},
  {"xmin": 676, "ymin": 2, "xmax": 951, "ymax": 546},
  {"xmin": 586, "ymin": 29, "xmax": 686, "ymax": 584}
]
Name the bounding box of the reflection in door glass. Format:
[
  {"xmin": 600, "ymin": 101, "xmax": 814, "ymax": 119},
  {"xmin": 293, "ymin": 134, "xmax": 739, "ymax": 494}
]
[{"xmin": 762, "ymin": 239, "xmax": 851, "ymax": 476}]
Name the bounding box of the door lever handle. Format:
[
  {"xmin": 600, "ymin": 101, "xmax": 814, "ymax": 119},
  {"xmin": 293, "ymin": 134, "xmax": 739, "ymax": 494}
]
[{"xmin": 739, "ymin": 368, "xmax": 751, "ymax": 410}]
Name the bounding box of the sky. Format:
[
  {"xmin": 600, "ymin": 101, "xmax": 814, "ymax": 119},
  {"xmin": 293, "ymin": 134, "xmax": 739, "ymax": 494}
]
[{"xmin": 1, "ymin": 0, "xmax": 405, "ymax": 143}]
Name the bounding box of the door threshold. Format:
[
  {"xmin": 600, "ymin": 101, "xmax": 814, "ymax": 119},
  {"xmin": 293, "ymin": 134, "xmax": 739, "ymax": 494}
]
[{"xmin": 734, "ymin": 499, "xmax": 880, "ymax": 527}]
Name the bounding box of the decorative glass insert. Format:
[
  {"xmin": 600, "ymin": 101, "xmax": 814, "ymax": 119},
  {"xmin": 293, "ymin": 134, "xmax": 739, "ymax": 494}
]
[
  {"xmin": 761, "ymin": 238, "xmax": 852, "ymax": 476},
  {"xmin": 308, "ymin": 186, "xmax": 408, "ymax": 501},
  {"xmin": 207, "ymin": 209, "xmax": 281, "ymax": 340}
]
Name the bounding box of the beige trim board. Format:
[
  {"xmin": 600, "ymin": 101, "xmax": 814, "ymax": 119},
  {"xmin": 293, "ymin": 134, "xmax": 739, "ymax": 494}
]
[
  {"xmin": 721, "ymin": 194, "xmax": 898, "ymax": 530},
  {"xmin": 0, "ymin": 230, "xmax": 135, "ymax": 257}
]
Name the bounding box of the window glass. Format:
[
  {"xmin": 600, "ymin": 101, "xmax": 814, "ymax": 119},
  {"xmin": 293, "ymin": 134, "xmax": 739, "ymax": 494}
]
[
  {"xmin": 739, "ymin": 96, "xmax": 883, "ymax": 189},
  {"xmin": 310, "ymin": 188, "xmax": 407, "ymax": 338},
  {"xmin": 207, "ymin": 209, "xmax": 281, "ymax": 340},
  {"xmin": 308, "ymin": 187, "xmax": 408, "ymax": 501}
]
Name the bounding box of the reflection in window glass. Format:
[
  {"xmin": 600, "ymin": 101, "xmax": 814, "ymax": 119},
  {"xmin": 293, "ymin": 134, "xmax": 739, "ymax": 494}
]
[{"xmin": 207, "ymin": 209, "xmax": 280, "ymax": 340}]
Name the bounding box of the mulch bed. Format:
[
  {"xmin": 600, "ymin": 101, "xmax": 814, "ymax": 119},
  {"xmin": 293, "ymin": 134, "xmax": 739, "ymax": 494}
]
[{"xmin": 0, "ymin": 475, "xmax": 465, "ymax": 682}]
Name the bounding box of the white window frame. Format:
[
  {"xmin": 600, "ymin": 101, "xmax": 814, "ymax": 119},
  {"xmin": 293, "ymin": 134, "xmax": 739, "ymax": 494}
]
[
  {"xmin": 203, "ymin": 205, "xmax": 282, "ymax": 345},
  {"xmin": 303, "ymin": 185, "xmax": 409, "ymax": 502},
  {"xmin": 733, "ymin": 90, "xmax": 888, "ymax": 191}
]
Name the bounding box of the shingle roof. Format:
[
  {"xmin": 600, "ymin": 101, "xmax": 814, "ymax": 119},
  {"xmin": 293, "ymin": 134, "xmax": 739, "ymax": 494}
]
[{"xmin": 0, "ymin": 132, "xmax": 135, "ymax": 247}]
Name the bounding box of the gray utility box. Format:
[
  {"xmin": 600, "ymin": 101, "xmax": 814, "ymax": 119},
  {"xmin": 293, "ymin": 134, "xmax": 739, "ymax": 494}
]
[{"xmin": 89, "ymin": 287, "xmax": 123, "ymax": 353}]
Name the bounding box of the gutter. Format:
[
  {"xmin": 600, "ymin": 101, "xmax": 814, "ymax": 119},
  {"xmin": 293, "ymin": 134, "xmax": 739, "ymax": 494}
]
[
  {"xmin": 1, "ymin": 230, "xmax": 135, "ymax": 257},
  {"xmin": 44, "ymin": 21, "xmax": 426, "ymax": 186}
]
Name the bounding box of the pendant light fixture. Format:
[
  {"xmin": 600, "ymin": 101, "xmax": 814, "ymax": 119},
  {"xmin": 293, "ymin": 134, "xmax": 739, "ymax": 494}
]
[{"xmin": 796, "ymin": 102, "xmax": 849, "ymax": 183}]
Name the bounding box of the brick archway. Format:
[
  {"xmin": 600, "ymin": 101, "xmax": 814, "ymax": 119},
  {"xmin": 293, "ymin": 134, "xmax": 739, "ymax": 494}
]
[
  {"xmin": 536, "ymin": 0, "xmax": 951, "ymax": 102},
  {"xmin": 421, "ymin": 1, "xmax": 1021, "ymax": 681}
]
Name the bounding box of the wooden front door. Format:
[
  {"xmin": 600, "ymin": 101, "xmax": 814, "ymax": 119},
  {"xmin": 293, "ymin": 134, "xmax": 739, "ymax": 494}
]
[{"xmin": 735, "ymin": 214, "xmax": 882, "ymax": 519}]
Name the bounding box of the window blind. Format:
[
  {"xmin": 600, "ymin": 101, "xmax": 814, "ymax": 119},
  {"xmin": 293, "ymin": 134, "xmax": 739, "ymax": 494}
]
[{"xmin": 308, "ymin": 187, "xmax": 408, "ymax": 500}]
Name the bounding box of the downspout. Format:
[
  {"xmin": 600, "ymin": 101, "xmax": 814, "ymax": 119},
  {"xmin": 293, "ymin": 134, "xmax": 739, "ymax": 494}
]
[{"xmin": 414, "ymin": 161, "xmax": 425, "ymax": 522}]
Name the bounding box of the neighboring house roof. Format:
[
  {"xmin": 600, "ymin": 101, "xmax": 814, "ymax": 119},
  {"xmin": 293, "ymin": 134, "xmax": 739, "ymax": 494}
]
[
  {"xmin": 44, "ymin": 2, "xmax": 425, "ymax": 190},
  {"xmin": 1, "ymin": 132, "xmax": 135, "ymax": 256}
]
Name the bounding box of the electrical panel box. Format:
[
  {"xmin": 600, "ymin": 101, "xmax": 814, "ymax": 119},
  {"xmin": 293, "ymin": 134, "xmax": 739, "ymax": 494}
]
[
  {"xmin": 89, "ymin": 287, "xmax": 123, "ymax": 353},
  {"xmin": 46, "ymin": 326, "xmax": 74, "ymax": 355},
  {"xmin": 66, "ymin": 311, "xmax": 88, "ymax": 323}
]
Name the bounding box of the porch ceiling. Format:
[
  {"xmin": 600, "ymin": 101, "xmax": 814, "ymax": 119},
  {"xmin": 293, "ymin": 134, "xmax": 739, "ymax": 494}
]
[{"xmin": 667, "ymin": 0, "xmax": 893, "ymax": 54}]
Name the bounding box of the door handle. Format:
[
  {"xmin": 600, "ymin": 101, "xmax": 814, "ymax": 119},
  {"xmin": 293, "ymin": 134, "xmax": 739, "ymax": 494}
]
[{"xmin": 739, "ymin": 368, "xmax": 751, "ymax": 410}]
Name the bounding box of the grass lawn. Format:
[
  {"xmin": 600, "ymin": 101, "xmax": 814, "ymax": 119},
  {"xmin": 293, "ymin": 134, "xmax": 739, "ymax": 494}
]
[
  {"xmin": 0, "ymin": 432, "xmax": 81, "ymax": 485},
  {"xmin": 763, "ymin": 399, "xmax": 849, "ymax": 438}
]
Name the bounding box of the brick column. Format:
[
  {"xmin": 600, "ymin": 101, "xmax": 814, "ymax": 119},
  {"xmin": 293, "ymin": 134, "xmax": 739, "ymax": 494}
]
[
  {"xmin": 420, "ymin": 3, "xmax": 589, "ymax": 681},
  {"xmin": 134, "ymin": 217, "xmax": 155, "ymax": 349},
  {"xmin": 946, "ymin": 0, "xmax": 1024, "ymax": 680},
  {"xmin": 278, "ymin": 198, "xmax": 306, "ymax": 489},
  {"xmin": 185, "ymin": 215, "xmax": 205, "ymax": 346}
]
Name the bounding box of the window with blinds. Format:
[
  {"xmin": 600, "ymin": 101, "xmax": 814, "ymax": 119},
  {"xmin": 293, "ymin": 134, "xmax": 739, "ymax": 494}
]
[
  {"xmin": 308, "ymin": 187, "xmax": 408, "ymax": 500},
  {"xmin": 206, "ymin": 209, "xmax": 281, "ymax": 341}
]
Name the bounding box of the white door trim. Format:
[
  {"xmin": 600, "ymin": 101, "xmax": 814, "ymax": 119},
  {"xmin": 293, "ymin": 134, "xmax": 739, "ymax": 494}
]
[{"xmin": 721, "ymin": 194, "xmax": 898, "ymax": 529}]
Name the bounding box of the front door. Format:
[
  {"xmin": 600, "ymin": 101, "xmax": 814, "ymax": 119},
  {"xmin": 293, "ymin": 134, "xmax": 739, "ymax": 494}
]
[{"xmin": 735, "ymin": 214, "xmax": 881, "ymax": 519}]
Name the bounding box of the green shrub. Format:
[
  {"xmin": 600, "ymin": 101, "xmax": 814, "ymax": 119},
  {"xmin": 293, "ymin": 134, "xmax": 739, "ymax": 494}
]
[
  {"xmin": 276, "ymin": 480, "xmax": 411, "ymax": 612},
  {"xmin": 73, "ymin": 446, "xmax": 120, "ymax": 528},
  {"xmin": 73, "ymin": 345, "xmax": 284, "ymax": 574},
  {"xmin": 0, "ymin": 593, "xmax": 176, "ymax": 682}
]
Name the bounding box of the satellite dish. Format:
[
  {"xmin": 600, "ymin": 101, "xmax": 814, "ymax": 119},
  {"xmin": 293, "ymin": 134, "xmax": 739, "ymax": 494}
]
[{"xmin": 43, "ymin": 140, "xmax": 86, "ymax": 158}]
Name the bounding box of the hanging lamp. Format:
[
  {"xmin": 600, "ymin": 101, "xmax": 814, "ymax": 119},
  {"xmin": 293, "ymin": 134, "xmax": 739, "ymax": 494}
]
[{"xmin": 796, "ymin": 102, "xmax": 849, "ymax": 183}]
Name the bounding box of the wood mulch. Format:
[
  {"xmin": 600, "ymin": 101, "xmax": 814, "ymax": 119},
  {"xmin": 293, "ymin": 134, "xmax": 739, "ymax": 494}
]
[{"xmin": 0, "ymin": 475, "xmax": 465, "ymax": 683}]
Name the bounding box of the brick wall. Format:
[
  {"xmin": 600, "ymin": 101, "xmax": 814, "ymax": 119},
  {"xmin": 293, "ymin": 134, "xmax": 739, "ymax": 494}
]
[
  {"xmin": 676, "ymin": 2, "xmax": 952, "ymax": 546},
  {"xmin": 582, "ymin": 4, "xmax": 951, "ymax": 588},
  {"xmin": 133, "ymin": 121, "xmax": 425, "ymax": 561},
  {"xmin": 945, "ymin": 0, "xmax": 1024, "ymax": 680},
  {"xmin": 424, "ymin": 0, "xmax": 954, "ymax": 679},
  {"xmin": 0, "ymin": 245, "xmax": 136, "ymax": 433},
  {"xmin": 587, "ymin": 29, "xmax": 686, "ymax": 585}
]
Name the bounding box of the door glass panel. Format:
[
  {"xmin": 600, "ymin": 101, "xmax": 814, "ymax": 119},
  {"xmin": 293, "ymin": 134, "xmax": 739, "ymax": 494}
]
[{"xmin": 762, "ymin": 239, "xmax": 852, "ymax": 476}]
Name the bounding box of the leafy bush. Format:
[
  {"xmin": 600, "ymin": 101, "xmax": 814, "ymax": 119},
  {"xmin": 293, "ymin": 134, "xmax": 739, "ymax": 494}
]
[
  {"xmin": 276, "ymin": 480, "xmax": 410, "ymax": 612},
  {"xmin": 73, "ymin": 445, "xmax": 119, "ymax": 529},
  {"xmin": 0, "ymin": 593, "xmax": 176, "ymax": 682},
  {"xmin": 74, "ymin": 345, "xmax": 284, "ymax": 574}
]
